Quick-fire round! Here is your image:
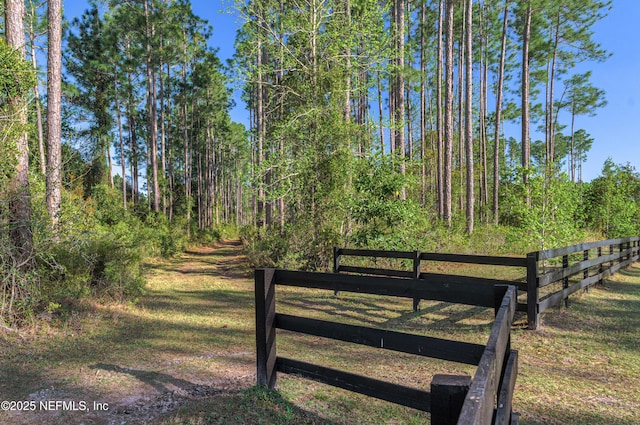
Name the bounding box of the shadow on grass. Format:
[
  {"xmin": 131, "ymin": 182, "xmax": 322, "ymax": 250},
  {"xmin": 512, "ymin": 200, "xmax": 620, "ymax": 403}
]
[
  {"xmin": 618, "ymin": 265, "xmax": 640, "ymax": 278},
  {"xmin": 146, "ymin": 249, "xmax": 251, "ymax": 279},
  {"xmin": 0, "ymin": 281, "xmax": 259, "ymax": 425},
  {"xmin": 89, "ymin": 363, "xmax": 218, "ymax": 394},
  {"xmin": 155, "ymin": 386, "xmax": 345, "ymax": 425},
  {"xmin": 140, "ymin": 288, "xmax": 254, "ymax": 319},
  {"xmin": 542, "ymin": 278, "xmax": 640, "ymax": 354}
]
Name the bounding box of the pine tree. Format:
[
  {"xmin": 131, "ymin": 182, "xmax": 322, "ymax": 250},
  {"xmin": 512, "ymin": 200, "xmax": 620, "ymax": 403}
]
[
  {"xmin": 46, "ymin": 0, "xmax": 63, "ymax": 226},
  {"xmin": 464, "ymin": 0, "xmax": 473, "ymax": 234},
  {"xmin": 4, "ymin": 0, "xmax": 33, "ymax": 264}
]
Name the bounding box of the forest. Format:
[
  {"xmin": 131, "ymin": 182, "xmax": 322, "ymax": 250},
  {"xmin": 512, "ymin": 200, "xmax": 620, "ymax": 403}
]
[{"xmin": 1, "ymin": 0, "xmax": 640, "ymax": 327}]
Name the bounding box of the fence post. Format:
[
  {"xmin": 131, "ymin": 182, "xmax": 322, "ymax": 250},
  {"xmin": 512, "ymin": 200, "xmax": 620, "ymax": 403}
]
[
  {"xmin": 430, "ymin": 374, "xmax": 471, "ymax": 425},
  {"xmin": 609, "ymin": 244, "xmax": 616, "ymax": 275},
  {"xmin": 413, "ymin": 250, "xmax": 421, "ymax": 312},
  {"xmin": 583, "ymin": 249, "xmax": 589, "ymax": 293},
  {"xmin": 562, "ymin": 254, "xmax": 569, "ymax": 308},
  {"xmin": 619, "ymin": 242, "xmax": 623, "ymax": 265},
  {"xmin": 256, "ymin": 268, "xmax": 277, "ymax": 389},
  {"xmin": 598, "ymin": 246, "xmax": 603, "ymax": 285},
  {"xmin": 526, "ymin": 252, "xmax": 539, "ymax": 330},
  {"xmin": 333, "ymin": 247, "xmax": 340, "ymax": 296},
  {"xmin": 494, "ymin": 284, "xmax": 509, "ymax": 316}
]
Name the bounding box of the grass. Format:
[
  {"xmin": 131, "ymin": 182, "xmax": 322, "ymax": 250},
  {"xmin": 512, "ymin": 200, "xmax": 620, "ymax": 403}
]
[
  {"xmin": 1, "ymin": 240, "xmax": 639, "ymax": 424},
  {"xmin": 513, "ymin": 265, "xmax": 640, "ymax": 425}
]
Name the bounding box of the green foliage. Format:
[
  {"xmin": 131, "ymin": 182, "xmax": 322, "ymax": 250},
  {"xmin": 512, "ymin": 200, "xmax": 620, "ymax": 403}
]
[
  {"xmin": 500, "ymin": 169, "xmax": 585, "ymax": 251},
  {"xmin": 89, "ymin": 183, "xmax": 127, "ymax": 225},
  {"xmin": 584, "ymin": 159, "xmax": 640, "ymax": 238},
  {"xmin": 349, "ymin": 155, "xmax": 428, "ymax": 249},
  {"xmin": 0, "ymin": 39, "xmax": 36, "ymax": 100},
  {"xmin": 0, "ymin": 38, "xmax": 36, "ymax": 192},
  {"xmin": 143, "ymin": 214, "xmax": 189, "ymax": 258},
  {"xmin": 3, "ymin": 181, "xmax": 157, "ymax": 325},
  {"xmin": 35, "ymin": 188, "xmax": 147, "ymax": 305},
  {"xmin": 243, "ymin": 222, "xmax": 343, "ymax": 271}
]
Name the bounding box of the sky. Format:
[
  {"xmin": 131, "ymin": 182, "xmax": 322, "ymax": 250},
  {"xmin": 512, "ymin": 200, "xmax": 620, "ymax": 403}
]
[{"xmin": 63, "ymin": 0, "xmax": 640, "ymax": 182}]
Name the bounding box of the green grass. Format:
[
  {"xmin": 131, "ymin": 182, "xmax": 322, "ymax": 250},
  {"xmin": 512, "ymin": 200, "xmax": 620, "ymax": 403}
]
[
  {"xmin": 1, "ymin": 241, "xmax": 639, "ymax": 424},
  {"xmin": 513, "ymin": 265, "xmax": 640, "ymax": 425}
]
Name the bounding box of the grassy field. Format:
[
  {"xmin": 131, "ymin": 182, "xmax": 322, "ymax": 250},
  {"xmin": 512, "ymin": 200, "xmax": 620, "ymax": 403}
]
[{"xmin": 1, "ymin": 241, "xmax": 639, "ymax": 424}]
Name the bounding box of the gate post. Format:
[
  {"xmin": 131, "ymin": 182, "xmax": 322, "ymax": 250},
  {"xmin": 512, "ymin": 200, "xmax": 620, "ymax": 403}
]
[
  {"xmin": 431, "ymin": 375, "xmax": 471, "ymax": 425},
  {"xmin": 526, "ymin": 252, "xmax": 539, "ymax": 330},
  {"xmin": 256, "ymin": 268, "xmax": 277, "ymax": 389}
]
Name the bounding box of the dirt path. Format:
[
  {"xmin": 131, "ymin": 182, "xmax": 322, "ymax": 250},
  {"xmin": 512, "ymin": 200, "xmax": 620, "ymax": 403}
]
[{"xmin": 0, "ymin": 240, "xmax": 257, "ymax": 425}]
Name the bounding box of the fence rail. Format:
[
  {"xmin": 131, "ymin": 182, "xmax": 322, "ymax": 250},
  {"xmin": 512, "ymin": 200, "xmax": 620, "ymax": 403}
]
[
  {"xmin": 333, "ymin": 247, "xmax": 524, "ymax": 312},
  {"xmin": 255, "ymin": 268, "xmax": 519, "ymax": 424},
  {"xmin": 528, "ymin": 236, "xmax": 640, "ymax": 328},
  {"xmin": 334, "ymin": 236, "xmax": 640, "ymax": 330}
]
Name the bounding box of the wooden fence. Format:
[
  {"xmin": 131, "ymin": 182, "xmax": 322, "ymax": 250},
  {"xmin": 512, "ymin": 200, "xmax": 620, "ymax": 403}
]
[
  {"xmin": 334, "ymin": 236, "xmax": 640, "ymax": 330},
  {"xmin": 255, "ymin": 268, "xmax": 519, "ymax": 425},
  {"xmin": 333, "ymin": 247, "xmax": 526, "ymax": 317},
  {"xmin": 528, "ymin": 236, "xmax": 640, "ymax": 329}
]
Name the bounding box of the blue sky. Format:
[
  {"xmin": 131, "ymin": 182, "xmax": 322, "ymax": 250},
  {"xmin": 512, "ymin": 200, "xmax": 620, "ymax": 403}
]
[
  {"xmin": 64, "ymin": 0, "xmax": 640, "ymax": 182},
  {"xmin": 576, "ymin": 0, "xmax": 640, "ymax": 180}
]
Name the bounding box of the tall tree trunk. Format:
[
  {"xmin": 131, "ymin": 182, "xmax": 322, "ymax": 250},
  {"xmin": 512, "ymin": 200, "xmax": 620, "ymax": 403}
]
[
  {"xmin": 547, "ymin": 11, "xmax": 560, "ymax": 167},
  {"xmin": 263, "ymin": 48, "xmax": 272, "ymax": 228},
  {"xmin": 481, "ymin": 29, "xmax": 489, "ymax": 211},
  {"xmin": 127, "ymin": 68, "xmax": 139, "ymax": 204},
  {"xmin": 344, "ymin": 0, "xmax": 351, "ymax": 123},
  {"xmin": 405, "ymin": 0, "xmax": 412, "ymax": 161},
  {"xmin": 27, "ymin": 4, "xmax": 45, "ymax": 176},
  {"xmin": 107, "ymin": 145, "xmax": 114, "ymax": 188},
  {"xmin": 256, "ymin": 36, "xmax": 265, "ymax": 228},
  {"xmin": 570, "ymin": 102, "xmax": 576, "ymax": 182},
  {"xmin": 396, "ymin": 0, "xmax": 406, "ymax": 200},
  {"xmin": 464, "ymin": 0, "xmax": 473, "ymax": 234},
  {"xmin": 182, "ymin": 49, "xmax": 191, "ymax": 236},
  {"xmin": 437, "ymin": 0, "xmax": 445, "ymax": 219},
  {"xmin": 5, "ymin": 0, "xmax": 33, "ymax": 263},
  {"xmin": 444, "ymin": 0, "xmax": 454, "ymax": 227},
  {"xmin": 521, "ymin": 0, "xmax": 532, "ymax": 205},
  {"xmin": 458, "ymin": 15, "xmax": 464, "ymax": 214},
  {"xmin": 46, "ymin": 0, "xmax": 63, "ymax": 227},
  {"xmin": 278, "ymin": 0, "xmax": 286, "ymax": 232},
  {"xmin": 377, "ymin": 70, "xmax": 385, "ymax": 153},
  {"xmin": 389, "ymin": 1, "xmax": 396, "ymax": 159},
  {"xmin": 115, "ymin": 80, "xmax": 127, "ymax": 210},
  {"xmin": 160, "ymin": 61, "xmax": 167, "ymax": 214},
  {"xmin": 208, "ymin": 126, "xmax": 216, "ymax": 229},
  {"xmin": 144, "ymin": 0, "xmax": 160, "ymax": 212},
  {"xmin": 125, "ymin": 40, "xmax": 138, "ymax": 204},
  {"xmin": 493, "ymin": 0, "xmax": 509, "ymax": 224},
  {"xmin": 197, "ymin": 150, "xmax": 202, "ymax": 230},
  {"xmin": 420, "ymin": 0, "xmax": 426, "ymax": 206}
]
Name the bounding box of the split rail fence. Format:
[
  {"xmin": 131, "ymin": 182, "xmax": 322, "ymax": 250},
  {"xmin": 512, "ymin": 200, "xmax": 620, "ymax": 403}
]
[
  {"xmin": 255, "ymin": 268, "xmax": 519, "ymax": 425},
  {"xmin": 334, "ymin": 236, "xmax": 640, "ymax": 329}
]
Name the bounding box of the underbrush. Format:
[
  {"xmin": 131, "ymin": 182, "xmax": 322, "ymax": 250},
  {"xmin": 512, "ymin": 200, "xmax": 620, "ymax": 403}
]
[
  {"xmin": 240, "ymin": 217, "xmax": 587, "ymax": 273},
  {"xmin": 0, "ymin": 183, "xmax": 225, "ymax": 328}
]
